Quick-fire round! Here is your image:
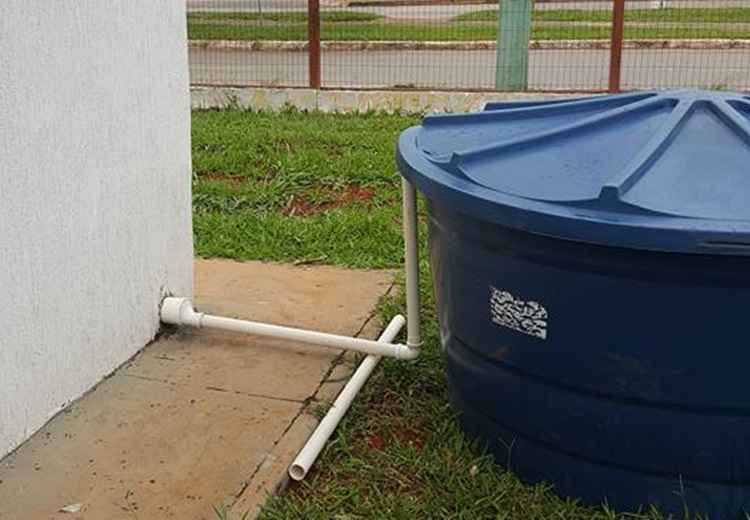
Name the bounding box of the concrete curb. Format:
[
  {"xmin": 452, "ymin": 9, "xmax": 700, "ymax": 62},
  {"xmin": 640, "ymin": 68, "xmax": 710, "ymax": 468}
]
[
  {"xmin": 191, "ymin": 86, "xmax": 570, "ymax": 114},
  {"xmin": 189, "ymin": 38, "xmax": 750, "ymax": 52}
]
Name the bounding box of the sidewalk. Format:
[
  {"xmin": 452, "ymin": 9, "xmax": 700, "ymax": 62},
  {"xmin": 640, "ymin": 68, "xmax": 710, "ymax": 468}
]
[{"xmin": 0, "ymin": 259, "xmax": 394, "ymax": 519}]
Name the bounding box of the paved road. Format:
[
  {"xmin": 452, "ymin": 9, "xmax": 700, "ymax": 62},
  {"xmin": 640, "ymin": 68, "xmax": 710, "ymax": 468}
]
[
  {"xmin": 189, "ymin": 47, "xmax": 750, "ymax": 91},
  {"xmin": 187, "ymin": 0, "xmax": 750, "ymax": 20}
]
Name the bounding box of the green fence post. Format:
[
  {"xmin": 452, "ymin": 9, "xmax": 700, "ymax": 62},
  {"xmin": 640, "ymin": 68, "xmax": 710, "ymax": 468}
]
[{"xmin": 495, "ymin": 0, "xmax": 532, "ymax": 91}]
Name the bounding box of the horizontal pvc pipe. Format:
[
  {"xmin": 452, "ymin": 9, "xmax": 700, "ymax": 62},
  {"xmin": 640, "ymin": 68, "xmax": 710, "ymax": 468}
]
[
  {"xmin": 289, "ymin": 314, "xmax": 406, "ymax": 481},
  {"xmin": 160, "ymin": 297, "xmax": 418, "ymax": 360}
]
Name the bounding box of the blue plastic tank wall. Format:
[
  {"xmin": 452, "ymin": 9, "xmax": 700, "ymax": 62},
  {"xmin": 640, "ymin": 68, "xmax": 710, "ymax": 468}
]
[
  {"xmin": 397, "ymin": 90, "xmax": 750, "ymax": 518},
  {"xmin": 429, "ymin": 200, "xmax": 750, "ymax": 518}
]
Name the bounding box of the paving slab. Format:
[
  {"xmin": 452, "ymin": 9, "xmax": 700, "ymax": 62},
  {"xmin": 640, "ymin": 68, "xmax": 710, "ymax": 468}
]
[{"xmin": 0, "ymin": 259, "xmax": 394, "ymax": 520}]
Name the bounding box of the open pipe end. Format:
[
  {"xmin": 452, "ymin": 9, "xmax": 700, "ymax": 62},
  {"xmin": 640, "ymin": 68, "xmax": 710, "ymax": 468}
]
[
  {"xmin": 390, "ymin": 314, "xmax": 407, "ymax": 331},
  {"xmin": 289, "ymin": 463, "xmax": 307, "ymax": 481}
]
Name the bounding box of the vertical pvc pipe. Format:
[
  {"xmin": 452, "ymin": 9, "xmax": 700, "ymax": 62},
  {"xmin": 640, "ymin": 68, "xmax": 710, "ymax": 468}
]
[
  {"xmin": 289, "ymin": 315, "xmax": 406, "ymax": 481},
  {"xmin": 308, "ymin": 0, "xmax": 321, "ymax": 89},
  {"xmin": 402, "ymin": 178, "xmax": 421, "ymax": 349},
  {"xmin": 495, "ymin": 0, "xmax": 532, "ymax": 91},
  {"xmin": 609, "ymin": 0, "xmax": 625, "ymax": 93}
]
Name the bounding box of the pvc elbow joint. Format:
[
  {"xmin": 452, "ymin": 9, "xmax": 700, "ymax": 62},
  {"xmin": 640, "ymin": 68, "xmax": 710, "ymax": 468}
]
[
  {"xmin": 160, "ymin": 297, "xmax": 204, "ymax": 328},
  {"xmin": 397, "ymin": 343, "xmax": 420, "ymax": 360}
]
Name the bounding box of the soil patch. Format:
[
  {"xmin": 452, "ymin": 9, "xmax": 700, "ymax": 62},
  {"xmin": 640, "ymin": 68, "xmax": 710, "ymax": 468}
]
[
  {"xmin": 283, "ymin": 184, "xmax": 375, "ymax": 217},
  {"xmin": 201, "ymin": 171, "xmax": 247, "ymax": 185}
]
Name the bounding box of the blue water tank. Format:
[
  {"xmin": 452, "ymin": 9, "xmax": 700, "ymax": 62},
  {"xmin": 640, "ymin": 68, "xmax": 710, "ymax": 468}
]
[{"xmin": 396, "ymin": 90, "xmax": 750, "ymax": 519}]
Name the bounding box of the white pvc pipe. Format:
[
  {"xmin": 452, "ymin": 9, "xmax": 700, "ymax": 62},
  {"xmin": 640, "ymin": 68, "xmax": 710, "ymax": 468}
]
[
  {"xmin": 161, "ymin": 179, "xmax": 423, "ymax": 481},
  {"xmin": 160, "ymin": 297, "xmax": 418, "ymax": 360},
  {"xmin": 289, "ymin": 314, "xmax": 405, "ymax": 481},
  {"xmin": 402, "ymin": 178, "xmax": 422, "ymax": 349}
]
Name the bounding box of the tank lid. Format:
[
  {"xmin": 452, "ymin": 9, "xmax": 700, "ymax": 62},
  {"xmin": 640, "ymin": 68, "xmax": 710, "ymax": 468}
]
[{"xmin": 397, "ymin": 89, "xmax": 750, "ymax": 255}]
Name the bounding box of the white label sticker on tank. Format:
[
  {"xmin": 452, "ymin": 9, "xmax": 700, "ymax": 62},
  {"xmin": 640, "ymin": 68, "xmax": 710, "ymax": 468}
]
[{"xmin": 490, "ymin": 286, "xmax": 548, "ymax": 340}]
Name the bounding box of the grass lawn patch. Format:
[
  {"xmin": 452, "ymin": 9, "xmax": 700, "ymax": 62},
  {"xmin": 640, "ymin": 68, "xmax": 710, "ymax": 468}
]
[
  {"xmin": 192, "ymin": 108, "xmax": 418, "ymax": 267},
  {"xmin": 188, "ymin": 10, "xmax": 382, "ymax": 23},
  {"xmin": 455, "ymin": 7, "xmax": 750, "ymax": 23},
  {"xmin": 188, "ymin": 21, "xmax": 502, "ymax": 42},
  {"xmin": 188, "ymin": 20, "xmax": 750, "ymax": 41},
  {"xmin": 188, "ymin": 7, "xmax": 750, "ymax": 42},
  {"xmin": 192, "ymin": 108, "xmax": 688, "ymax": 519}
]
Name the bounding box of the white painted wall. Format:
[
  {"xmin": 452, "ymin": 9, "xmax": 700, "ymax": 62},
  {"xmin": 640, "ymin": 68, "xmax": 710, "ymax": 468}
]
[{"xmin": 0, "ymin": 1, "xmax": 193, "ymax": 458}]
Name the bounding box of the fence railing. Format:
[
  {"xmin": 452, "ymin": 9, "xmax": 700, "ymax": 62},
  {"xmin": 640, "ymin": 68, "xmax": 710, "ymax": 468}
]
[{"xmin": 187, "ymin": 0, "xmax": 750, "ymax": 92}]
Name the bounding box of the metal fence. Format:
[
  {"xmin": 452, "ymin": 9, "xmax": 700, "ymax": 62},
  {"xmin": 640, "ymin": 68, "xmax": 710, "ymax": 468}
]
[{"xmin": 187, "ymin": 0, "xmax": 750, "ymax": 92}]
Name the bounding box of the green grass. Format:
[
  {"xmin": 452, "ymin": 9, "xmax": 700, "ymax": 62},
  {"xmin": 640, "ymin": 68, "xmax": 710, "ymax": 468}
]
[
  {"xmin": 188, "ymin": 10, "xmax": 382, "ymax": 23},
  {"xmin": 455, "ymin": 7, "xmax": 750, "ymax": 23},
  {"xmin": 188, "ymin": 21, "xmax": 498, "ymax": 42},
  {"xmin": 192, "ymin": 109, "xmax": 418, "ymax": 267},
  {"xmin": 187, "ymin": 7, "xmax": 750, "ymax": 42},
  {"xmin": 188, "ymin": 20, "xmax": 750, "ymax": 41},
  {"xmin": 192, "ymin": 108, "xmax": 696, "ymax": 520}
]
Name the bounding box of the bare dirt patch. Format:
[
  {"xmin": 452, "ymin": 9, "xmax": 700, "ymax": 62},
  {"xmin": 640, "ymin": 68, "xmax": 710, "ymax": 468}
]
[
  {"xmin": 283, "ymin": 184, "xmax": 375, "ymax": 217},
  {"xmin": 366, "ymin": 428, "xmax": 425, "ymax": 452},
  {"xmin": 394, "ymin": 428, "xmax": 425, "ymax": 452},
  {"xmin": 200, "ymin": 171, "xmax": 246, "ymax": 185}
]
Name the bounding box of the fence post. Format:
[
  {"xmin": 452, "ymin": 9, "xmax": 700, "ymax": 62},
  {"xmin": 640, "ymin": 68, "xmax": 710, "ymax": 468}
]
[
  {"xmin": 308, "ymin": 0, "xmax": 321, "ymax": 89},
  {"xmin": 608, "ymin": 0, "xmax": 625, "ymax": 93},
  {"xmin": 495, "ymin": 0, "xmax": 532, "ymax": 91}
]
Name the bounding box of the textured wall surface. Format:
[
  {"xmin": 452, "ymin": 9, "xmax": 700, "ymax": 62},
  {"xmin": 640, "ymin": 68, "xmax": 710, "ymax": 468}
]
[{"xmin": 0, "ymin": 1, "xmax": 193, "ymax": 458}]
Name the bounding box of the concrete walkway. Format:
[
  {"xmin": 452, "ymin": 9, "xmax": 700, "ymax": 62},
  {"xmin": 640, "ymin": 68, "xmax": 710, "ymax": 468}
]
[{"xmin": 0, "ymin": 259, "xmax": 394, "ymax": 519}]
